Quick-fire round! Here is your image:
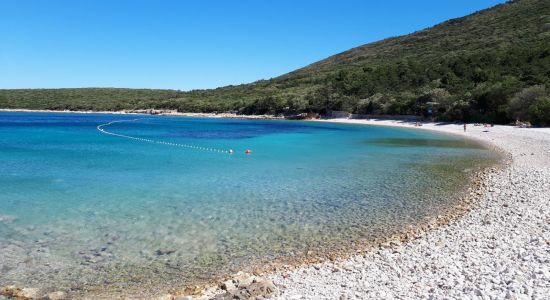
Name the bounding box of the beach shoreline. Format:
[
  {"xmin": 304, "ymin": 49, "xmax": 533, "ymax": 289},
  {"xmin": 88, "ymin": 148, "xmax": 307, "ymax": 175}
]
[
  {"xmin": 261, "ymin": 119, "xmax": 550, "ymax": 300},
  {"xmin": 0, "ymin": 108, "xmax": 283, "ymax": 120},
  {"xmin": 1, "ymin": 111, "xmax": 548, "ymax": 299},
  {"xmin": 195, "ymin": 118, "xmax": 549, "ymax": 300}
]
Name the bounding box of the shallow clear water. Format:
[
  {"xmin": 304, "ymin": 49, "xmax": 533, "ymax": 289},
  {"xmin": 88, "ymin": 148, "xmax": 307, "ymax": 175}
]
[{"xmin": 0, "ymin": 112, "xmax": 497, "ymax": 295}]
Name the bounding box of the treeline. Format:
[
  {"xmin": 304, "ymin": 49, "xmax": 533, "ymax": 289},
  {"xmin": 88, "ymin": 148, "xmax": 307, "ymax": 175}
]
[
  {"xmin": 234, "ymin": 41, "xmax": 550, "ymax": 125},
  {"xmin": 0, "ymin": 88, "xmax": 185, "ymax": 111}
]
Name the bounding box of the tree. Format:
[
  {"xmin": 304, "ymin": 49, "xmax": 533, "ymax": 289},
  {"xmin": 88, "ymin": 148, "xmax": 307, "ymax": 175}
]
[
  {"xmin": 528, "ymin": 96, "xmax": 550, "ymax": 126},
  {"xmin": 508, "ymin": 85, "xmax": 548, "ymax": 121}
]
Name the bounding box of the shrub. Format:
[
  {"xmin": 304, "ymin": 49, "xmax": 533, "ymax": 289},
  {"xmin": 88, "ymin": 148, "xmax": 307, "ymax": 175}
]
[
  {"xmin": 528, "ymin": 96, "xmax": 550, "ymax": 126},
  {"xmin": 508, "ymin": 85, "xmax": 548, "ymax": 121}
]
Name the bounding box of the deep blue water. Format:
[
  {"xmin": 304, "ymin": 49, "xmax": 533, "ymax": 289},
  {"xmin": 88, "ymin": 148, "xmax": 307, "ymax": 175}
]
[{"xmin": 0, "ymin": 112, "xmax": 497, "ymax": 294}]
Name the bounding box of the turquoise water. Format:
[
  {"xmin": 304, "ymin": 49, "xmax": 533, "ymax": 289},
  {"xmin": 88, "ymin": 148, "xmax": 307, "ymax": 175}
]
[{"xmin": 0, "ymin": 112, "xmax": 496, "ymax": 295}]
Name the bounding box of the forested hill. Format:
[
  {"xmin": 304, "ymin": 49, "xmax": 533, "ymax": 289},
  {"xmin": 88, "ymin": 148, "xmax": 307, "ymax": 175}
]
[
  {"xmin": 1, "ymin": 0, "xmax": 549, "ymax": 125},
  {"xmin": 289, "ymin": 0, "xmax": 546, "ymax": 76}
]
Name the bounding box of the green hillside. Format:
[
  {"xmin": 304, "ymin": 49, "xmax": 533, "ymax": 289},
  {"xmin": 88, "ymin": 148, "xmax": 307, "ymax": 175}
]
[{"xmin": 1, "ymin": 0, "xmax": 549, "ymax": 124}]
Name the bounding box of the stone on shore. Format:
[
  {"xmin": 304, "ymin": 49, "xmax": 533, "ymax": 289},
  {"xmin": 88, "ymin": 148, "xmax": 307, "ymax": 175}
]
[{"xmin": 213, "ymin": 272, "xmax": 279, "ymax": 299}]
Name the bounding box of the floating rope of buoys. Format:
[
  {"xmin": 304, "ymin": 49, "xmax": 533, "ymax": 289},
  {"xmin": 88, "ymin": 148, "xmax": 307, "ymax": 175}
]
[{"xmin": 96, "ymin": 119, "xmax": 234, "ymax": 154}]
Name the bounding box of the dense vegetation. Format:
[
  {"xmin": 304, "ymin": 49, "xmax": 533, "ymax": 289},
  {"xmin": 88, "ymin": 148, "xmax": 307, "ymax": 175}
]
[{"xmin": 1, "ymin": 0, "xmax": 549, "ymax": 125}]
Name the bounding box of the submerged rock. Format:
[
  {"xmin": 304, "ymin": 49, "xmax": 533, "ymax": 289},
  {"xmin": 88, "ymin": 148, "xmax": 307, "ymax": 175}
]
[
  {"xmin": 44, "ymin": 291, "xmax": 66, "ymax": 300},
  {"xmin": 0, "ymin": 214, "xmax": 16, "ymax": 223},
  {"xmin": 0, "ymin": 286, "xmax": 40, "ymax": 299},
  {"xmin": 152, "ymin": 294, "xmax": 174, "ymax": 300},
  {"xmin": 156, "ymin": 248, "xmax": 177, "ymax": 256}
]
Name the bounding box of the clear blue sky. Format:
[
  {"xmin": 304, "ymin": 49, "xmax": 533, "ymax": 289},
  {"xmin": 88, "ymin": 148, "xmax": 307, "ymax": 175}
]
[{"xmin": 0, "ymin": 0, "xmax": 505, "ymax": 90}]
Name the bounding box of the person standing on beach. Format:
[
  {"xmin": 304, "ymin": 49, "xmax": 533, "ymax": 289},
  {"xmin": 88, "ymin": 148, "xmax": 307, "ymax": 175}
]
[{"xmin": 464, "ymin": 123, "xmax": 467, "ymax": 132}]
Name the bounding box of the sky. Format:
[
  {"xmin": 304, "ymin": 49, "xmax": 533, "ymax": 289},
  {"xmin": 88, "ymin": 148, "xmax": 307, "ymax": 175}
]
[{"xmin": 0, "ymin": 0, "xmax": 506, "ymax": 90}]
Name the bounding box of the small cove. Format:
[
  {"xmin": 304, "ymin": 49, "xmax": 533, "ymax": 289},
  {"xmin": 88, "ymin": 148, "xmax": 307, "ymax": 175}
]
[{"xmin": 0, "ymin": 112, "xmax": 500, "ymax": 296}]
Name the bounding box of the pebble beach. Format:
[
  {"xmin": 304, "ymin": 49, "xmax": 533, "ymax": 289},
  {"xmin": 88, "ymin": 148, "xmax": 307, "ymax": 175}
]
[
  {"xmin": 266, "ymin": 120, "xmax": 550, "ymax": 300},
  {"xmin": 1, "ymin": 118, "xmax": 549, "ymax": 300}
]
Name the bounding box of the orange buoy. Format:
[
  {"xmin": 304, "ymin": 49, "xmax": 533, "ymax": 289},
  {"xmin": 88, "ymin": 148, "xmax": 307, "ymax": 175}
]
[{"xmin": 245, "ymin": 149, "xmax": 252, "ymax": 154}]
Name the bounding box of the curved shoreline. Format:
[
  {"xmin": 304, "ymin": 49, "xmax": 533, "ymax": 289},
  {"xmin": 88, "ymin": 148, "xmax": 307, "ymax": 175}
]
[
  {"xmin": 87, "ymin": 119, "xmax": 513, "ymax": 299},
  {"xmin": 1, "ymin": 113, "xmax": 548, "ymax": 299},
  {"xmin": 147, "ymin": 119, "xmax": 517, "ymax": 300},
  {"xmin": 261, "ymin": 119, "xmax": 550, "ymax": 300},
  {"xmin": 195, "ymin": 119, "xmax": 548, "ymax": 300},
  {"xmin": 194, "ymin": 120, "xmax": 512, "ymax": 299}
]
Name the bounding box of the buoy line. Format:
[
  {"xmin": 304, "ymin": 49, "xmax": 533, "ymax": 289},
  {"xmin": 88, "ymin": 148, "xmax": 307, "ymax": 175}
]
[{"xmin": 96, "ymin": 118, "xmax": 233, "ymax": 154}]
